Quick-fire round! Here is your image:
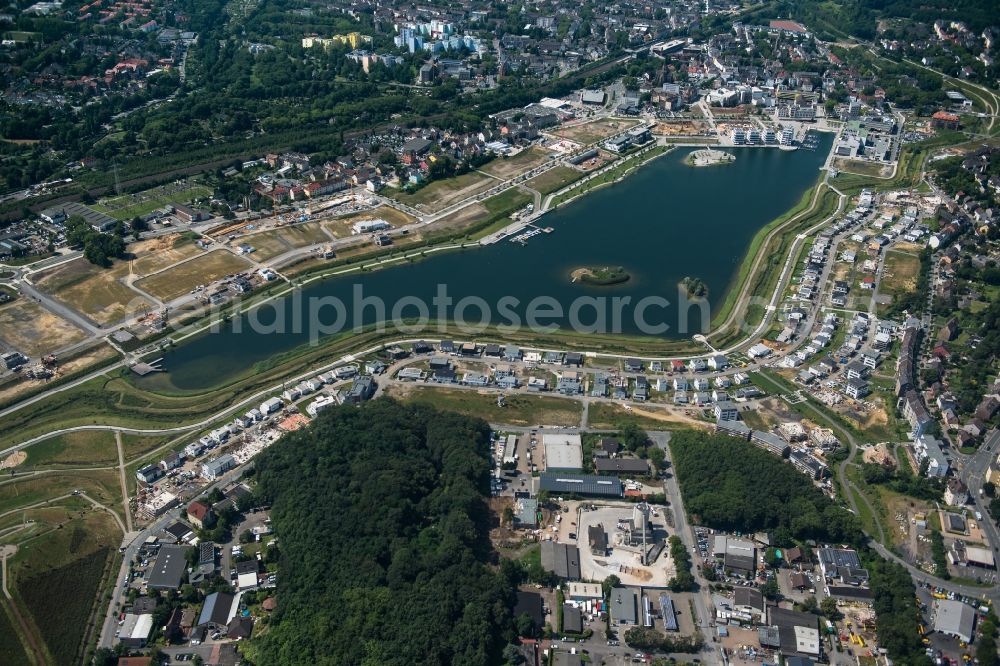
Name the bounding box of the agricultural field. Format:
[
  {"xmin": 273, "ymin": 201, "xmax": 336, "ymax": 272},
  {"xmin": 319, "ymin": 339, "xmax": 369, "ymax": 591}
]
[
  {"xmin": 0, "ymin": 602, "xmax": 32, "ymax": 666},
  {"xmin": 91, "ymin": 181, "xmax": 212, "ymax": 221},
  {"xmin": 10, "ymin": 510, "xmax": 120, "ymax": 666},
  {"xmin": 524, "ymin": 166, "xmax": 584, "ymax": 195},
  {"xmin": 383, "ymin": 385, "xmax": 582, "ymax": 426},
  {"xmin": 235, "ymin": 221, "xmax": 332, "ymax": 261},
  {"xmin": 0, "ymin": 298, "xmax": 87, "ymax": 356},
  {"xmin": 479, "ymin": 147, "xmax": 554, "ymax": 179},
  {"xmin": 550, "ymin": 118, "xmax": 638, "ymax": 145},
  {"xmin": 134, "ymin": 249, "xmax": 252, "ymax": 301},
  {"xmin": 33, "ymin": 256, "xmax": 153, "ymax": 325},
  {"xmin": 389, "ymin": 171, "xmax": 495, "ymax": 213},
  {"xmin": 23, "ymin": 431, "xmax": 118, "ymax": 468}
]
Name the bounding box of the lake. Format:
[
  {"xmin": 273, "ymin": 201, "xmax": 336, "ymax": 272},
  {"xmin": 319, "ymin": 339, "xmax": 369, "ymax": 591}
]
[{"xmin": 139, "ymin": 134, "xmax": 833, "ymax": 391}]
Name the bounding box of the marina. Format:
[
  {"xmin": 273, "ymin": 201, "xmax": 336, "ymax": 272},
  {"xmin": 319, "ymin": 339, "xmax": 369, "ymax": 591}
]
[{"xmin": 509, "ymin": 224, "xmax": 554, "ymax": 245}]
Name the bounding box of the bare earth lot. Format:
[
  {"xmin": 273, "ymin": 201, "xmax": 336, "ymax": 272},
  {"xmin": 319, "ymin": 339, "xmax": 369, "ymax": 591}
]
[
  {"xmin": 33, "ymin": 257, "xmax": 152, "ymax": 325},
  {"xmin": 235, "ymin": 222, "xmax": 333, "ymax": 261},
  {"xmin": 129, "ymin": 235, "xmax": 203, "ymax": 276},
  {"xmin": 0, "ymin": 298, "xmax": 87, "ymax": 356},
  {"xmin": 550, "ymin": 118, "xmax": 639, "ymax": 145},
  {"xmin": 134, "ymin": 250, "xmax": 252, "ymax": 301}
]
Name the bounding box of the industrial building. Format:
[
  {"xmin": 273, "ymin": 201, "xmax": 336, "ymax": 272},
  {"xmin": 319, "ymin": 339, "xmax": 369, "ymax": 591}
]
[
  {"xmin": 541, "ymin": 541, "xmax": 581, "ymax": 580},
  {"xmin": 934, "ymin": 599, "xmax": 976, "ymax": 643},
  {"xmin": 538, "ymin": 473, "xmax": 623, "ymax": 498},
  {"xmin": 117, "ymin": 613, "xmax": 153, "ymax": 648},
  {"xmin": 542, "ymin": 433, "xmax": 584, "ymax": 471},
  {"xmin": 146, "ymin": 544, "xmax": 190, "ymax": 590}
]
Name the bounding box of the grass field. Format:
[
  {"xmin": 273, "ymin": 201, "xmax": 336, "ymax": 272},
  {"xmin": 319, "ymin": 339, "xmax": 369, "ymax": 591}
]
[
  {"xmin": 33, "ymin": 257, "xmax": 152, "ymax": 325},
  {"xmin": 135, "ymin": 250, "xmax": 252, "ymax": 301},
  {"xmin": 384, "ymin": 385, "xmax": 583, "ymax": 426},
  {"xmin": 11, "ymin": 510, "xmax": 119, "ymax": 666},
  {"xmin": 524, "ymin": 166, "xmax": 585, "ymax": 195},
  {"xmin": 480, "ymin": 147, "xmax": 553, "ymax": 179},
  {"xmin": 878, "ymin": 249, "xmax": 921, "ymax": 311},
  {"xmin": 237, "ymin": 222, "xmax": 332, "ymax": 261},
  {"xmin": 0, "ymin": 469, "xmax": 122, "ymax": 516},
  {"xmin": 0, "ymin": 298, "xmax": 87, "ymax": 356},
  {"xmin": 24, "ymin": 431, "xmax": 118, "ymax": 468},
  {"xmin": 551, "ymin": 118, "xmax": 639, "ymax": 145},
  {"xmin": 122, "ymin": 433, "xmax": 177, "ymax": 460},
  {"xmin": 390, "ymin": 171, "xmax": 496, "ymax": 212},
  {"xmin": 92, "ymin": 182, "xmax": 212, "ymax": 221}
]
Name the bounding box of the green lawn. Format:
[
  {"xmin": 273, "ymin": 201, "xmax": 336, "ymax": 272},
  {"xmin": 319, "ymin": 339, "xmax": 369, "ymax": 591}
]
[
  {"xmin": 524, "ymin": 166, "xmax": 585, "ymax": 195},
  {"xmin": 25, "ymin": 431, "xmax": 118, "ymax": 468}
]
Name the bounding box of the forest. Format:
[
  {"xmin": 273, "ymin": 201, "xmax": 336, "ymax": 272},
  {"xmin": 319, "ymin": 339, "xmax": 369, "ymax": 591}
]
[
  {"xmin": 669, "ymin": 431, "xmax": 862, "ymax": 546},
  {"xmin": 246, "ymin": 398, "xmax": 516, "ymax": 666}
]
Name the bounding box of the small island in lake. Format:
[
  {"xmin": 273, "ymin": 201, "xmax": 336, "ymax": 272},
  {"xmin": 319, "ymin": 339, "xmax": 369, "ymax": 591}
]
[
  {"xmin": 680, "ymin": 276, "xmax": 709, "ymax": 299},
  {"xmin": 686, "ymin": 148, "xmax": 735, "ymax": 167},
  {"xmin": 571, "ymin": 265, "xmax": 631, "ymax": 286}
]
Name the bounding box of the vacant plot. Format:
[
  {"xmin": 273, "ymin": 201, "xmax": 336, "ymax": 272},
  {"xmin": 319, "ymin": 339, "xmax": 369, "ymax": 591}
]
[
  {"xmin": 0, "ymin": 299, "xmax": 86, "ymax": 356},
  {"xmin": 237, "ymin": 222, "xmax": 332, "ymax": 261},
  {"xmin": 33, "ymin": 257, "xmax": 152, "ymax": 325},
  {"xmin": 129, "ymin": 234, "xmax": 202, "ymax": 276},
  {"xmin": 92, "ymin": 182, "xmax": 212, "ymax": 221},
  {"xmin": 338, "ymin": 205, "xmax": 415, "ymax": 228},
  {"xmin": 0, "ymin": 469, "xmax": 122, "ymax": 517},
  {"xmin": 832, "ymin": 158, "xmax": 891, "ymax": 178},
  {"xmin": 524, "ymin": 166, "xmax": 584, "ymax": 194},
  {"xmin": 480, "ymin": 147, "xmax": 553, "ymax": 179},
  {"xmin": 122, "ymin": 433, "xmax": 177, "ymax": 460},
  {"xmin": 588, "ymin": 402, "xmax": 707, "ymax": 430},
  {"xmin": 25, "ymin": 431, "xmax": 118, "ymax": 468},
  {"xmin": 880, "ymin": 250, "xmax": 921, "ymax": 300},
  {"xmin": 390, "ymin": 172, "xmax": 495, "ymax": 212},
  {"xmin": 385, "ymin": 385, "xmax": 582, "ymax": 426},
  {"xmin": 135, "ymin": 250, "xmax": 252, "ymax": 301},
  {"xmin": 550, "ymin": 118, "xmax": 638, "ymax": 145}
]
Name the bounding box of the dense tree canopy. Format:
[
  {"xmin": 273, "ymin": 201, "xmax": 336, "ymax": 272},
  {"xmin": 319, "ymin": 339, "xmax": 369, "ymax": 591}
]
[
  {"xmin": 669, "ymin": 431, "xmax": 862, "ymax": 545},
  {"xmin": 247, "ymin": 399, "xmax": 515, "ymax": 666}
]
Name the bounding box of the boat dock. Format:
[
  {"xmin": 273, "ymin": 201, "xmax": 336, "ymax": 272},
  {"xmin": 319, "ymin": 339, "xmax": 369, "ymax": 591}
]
[
  {"xmin": 479, "ymin": 212, "xmax": 552, "ymax": 246},
  {"xmin": 509, "ymin": 224, "xmax": 553, "ymax": 245},
  {"xmin": 131, "ymin": 358, "xmax": 164, "ymax": 376}
]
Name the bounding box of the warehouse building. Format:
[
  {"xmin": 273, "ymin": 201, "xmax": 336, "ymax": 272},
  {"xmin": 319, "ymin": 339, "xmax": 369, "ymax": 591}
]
[{"xmin": 538, "ymin": 473, "xmax": 623, "ymax": 498}]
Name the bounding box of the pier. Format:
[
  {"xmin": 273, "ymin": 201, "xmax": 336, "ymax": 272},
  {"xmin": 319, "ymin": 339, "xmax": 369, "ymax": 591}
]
[{"xmin": 130, "ymin": 358, "xmax": 164, "ymax": 376}]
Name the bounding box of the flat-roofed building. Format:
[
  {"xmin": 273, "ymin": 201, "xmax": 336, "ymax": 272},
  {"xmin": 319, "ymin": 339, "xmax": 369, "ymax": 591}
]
[
  {"xmin": 543, "ymin": 434, "xmax": 584, "ymax": 471},
  {"xmin": 934, "ymin": 599, "xmax": 976, "ymax": 643}
]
